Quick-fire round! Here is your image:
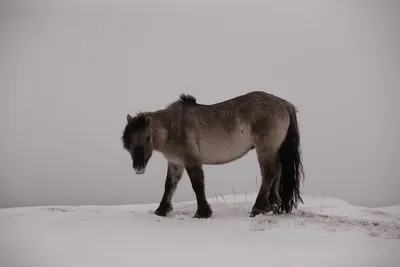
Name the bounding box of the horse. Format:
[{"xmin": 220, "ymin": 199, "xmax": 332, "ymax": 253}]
[{"xmin": 121, "ymin": 91, "xmax": 304, "ymax": 218}]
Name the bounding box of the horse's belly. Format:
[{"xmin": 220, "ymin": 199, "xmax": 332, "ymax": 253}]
[{"xmin": 199, "ymin": 132, "xmax": 253, "ymax": 165}]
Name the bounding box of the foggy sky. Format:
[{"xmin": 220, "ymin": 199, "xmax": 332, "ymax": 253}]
[{"xmin": 1, "ymin": 0, "xmax": 399, "ymax": 209}]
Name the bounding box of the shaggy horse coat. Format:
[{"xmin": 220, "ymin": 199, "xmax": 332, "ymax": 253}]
[{"xmin": 122, "ymin": 91, "xmax": 304, "ymax": 218}]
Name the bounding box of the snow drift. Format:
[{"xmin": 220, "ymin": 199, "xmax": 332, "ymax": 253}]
[{"xmin": 1, "ymin": 193, "xmax": 399, "ymax": 267}]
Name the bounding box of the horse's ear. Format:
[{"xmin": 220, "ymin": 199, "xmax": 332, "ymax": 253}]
[
  {"xmin": 126, "ymin": 114, "xmax": 133, "ymax": 123},
  {"xmin": 145, "ymin": 116, "xmax": 152, "ymax": 126}
]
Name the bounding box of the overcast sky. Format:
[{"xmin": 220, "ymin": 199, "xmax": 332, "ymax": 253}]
[{"xmin": 1, "ymin": 0, "xmax": 399, "ymax": 209}]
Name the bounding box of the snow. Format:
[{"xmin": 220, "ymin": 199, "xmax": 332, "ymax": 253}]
[{"xmin": 1, "ymin": 194, "xmax": 399, "ymax": 267}]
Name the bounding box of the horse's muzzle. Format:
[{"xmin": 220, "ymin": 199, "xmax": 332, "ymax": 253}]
[
  {"xmin": 133, "ymin": 166, "xmax": 146, "ymax": 175},
  {"xmin": 132, "ymin": 155, "xmax": 150, "ymax": 175}
]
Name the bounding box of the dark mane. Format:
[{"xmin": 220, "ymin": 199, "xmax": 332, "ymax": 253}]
[
  {"xmin": 121, "ymin": 112, "xmax": 147, "ymax": 150},
  {"xmin": 178, "ymin": 94, "xmax": 197, "ymax": 105}
]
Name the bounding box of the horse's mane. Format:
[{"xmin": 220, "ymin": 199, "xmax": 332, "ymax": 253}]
[
  {"xmin": 178, "ymin": 94, "xmax": 197, "ymax": 105},
  {"xmin": 166, "ymin": 93, "xmax": 198, "ymax": 109}
]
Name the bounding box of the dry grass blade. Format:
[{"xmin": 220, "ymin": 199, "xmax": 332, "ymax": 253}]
[{"xmin": 219, "ymin": 192, "xmax": 227, "ymax": 202}]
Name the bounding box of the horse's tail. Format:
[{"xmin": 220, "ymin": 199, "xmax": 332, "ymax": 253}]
[{"xmin": 277, "ymin": 103, "xmax": 304, "ymax": 213}]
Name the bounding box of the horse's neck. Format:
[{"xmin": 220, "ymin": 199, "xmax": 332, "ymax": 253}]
[{"xmin": 150, "ymin": 110, "xmax": 170, "ymax": 152}]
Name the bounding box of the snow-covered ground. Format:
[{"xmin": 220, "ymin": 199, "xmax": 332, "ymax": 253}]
[{"xmin": 1, "ymin": 193, "xmax": 399, "ymax": 267}]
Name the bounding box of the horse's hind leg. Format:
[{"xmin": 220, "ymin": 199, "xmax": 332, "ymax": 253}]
[
  {"xmin": 268, "ymin": 158, "xmax": 282, "ymax": 214},
  {"xmin": 250, "ymin": 150, "xmax": 280, "ymax": 217},
  {"xmin": 155, "ymin": 162, "xmax": 184, "ymax": 217}
]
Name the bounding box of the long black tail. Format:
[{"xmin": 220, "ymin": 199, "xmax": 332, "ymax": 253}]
[{"xmin": 278, "ymin": 104, "xmax": 304, "ymax": 213}]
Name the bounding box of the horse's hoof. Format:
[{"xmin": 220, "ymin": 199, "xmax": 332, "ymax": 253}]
[
  {"xmin": 154, "ymin": 204, "xmax": 172, "ymax": 217},
  {"xmin": 272, "ymin": 204, "xmax": 281, "ymax": 214},
  {"xmin": 154, "ymin": 209, "xmax": 169, "ymax": 217},
  {"xmin": 193, "ymin": 206, "xmax": 213, "ymax": 219},
  {"xmin": 193, "ymin": 212, "xmax": 212, "ymax": 219},
  {"xmin": 250, "ymin": 205, "xmax": 271, "ymax": 217},
  {"xmin": 250, "ymin": 210, "xmax": 261, "ymax": 217}
]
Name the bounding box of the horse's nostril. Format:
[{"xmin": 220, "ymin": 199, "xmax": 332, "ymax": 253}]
[{"xmin": 134, "ymin": 166, "xmax": 145, "ymax": 174}]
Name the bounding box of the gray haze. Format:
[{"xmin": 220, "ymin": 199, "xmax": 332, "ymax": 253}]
[{"xmin": 1, "ymin": 0, "xmax": 399, "ymax": 209}]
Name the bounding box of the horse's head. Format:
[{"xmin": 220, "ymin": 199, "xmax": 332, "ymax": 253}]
[{"xmin": 122, "ymin": 113, "xmax": 153, "ymax": 175}]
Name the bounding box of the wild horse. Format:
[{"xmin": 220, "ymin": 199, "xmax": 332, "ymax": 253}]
[{"xmin": 122, "ymin": 91, "xmax": 304, "ymax": 218}]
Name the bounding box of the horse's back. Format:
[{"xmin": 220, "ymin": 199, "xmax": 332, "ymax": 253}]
[
  {"xmin": 199, "ymin": 90, "xmax": 291, "ymax": 129},
  {"xmin": 180, "ymin": 91, "xmax": 292, "ymax": 164}
]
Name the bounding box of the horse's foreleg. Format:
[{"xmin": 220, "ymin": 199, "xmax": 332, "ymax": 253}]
[
  {"xmin": 155, "ymin": 162, "xmax": 184, "ymax": 217},
  {"xmin": 186, "ymin": 165, "xmax": 212, "ymax": 218}
]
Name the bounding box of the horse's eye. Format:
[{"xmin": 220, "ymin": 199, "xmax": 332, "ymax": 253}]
[{"xmin": 146, "ymin": 136, "xmax": 151, "ymax": 142}]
